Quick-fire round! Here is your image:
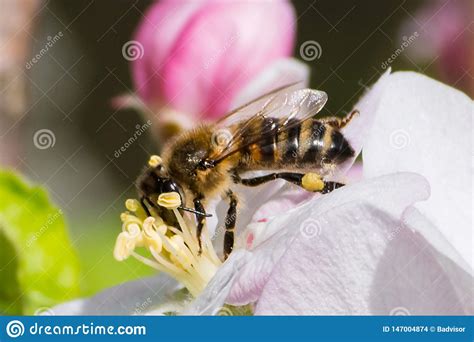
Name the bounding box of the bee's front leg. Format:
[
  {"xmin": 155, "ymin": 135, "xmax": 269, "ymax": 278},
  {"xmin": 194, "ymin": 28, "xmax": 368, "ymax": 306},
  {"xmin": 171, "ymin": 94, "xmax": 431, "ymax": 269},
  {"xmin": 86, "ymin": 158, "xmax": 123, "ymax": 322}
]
[
  {"xmin": 193, "ymin": 194, "xmax": 206, "ymax": 254},
  {"xmin": 140, "ymin": 196, "xmax": 154, "ymax": 217},
  {"xmin": 224, "ymin": 190, "xmax": 238, "ymax": 260}
]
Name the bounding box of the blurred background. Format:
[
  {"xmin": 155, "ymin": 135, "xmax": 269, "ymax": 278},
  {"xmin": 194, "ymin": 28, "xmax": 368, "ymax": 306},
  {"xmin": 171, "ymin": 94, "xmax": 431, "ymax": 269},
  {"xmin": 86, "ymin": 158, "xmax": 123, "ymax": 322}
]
[{"xmin": 0, "ymin": 0, "xmax": 471, "ymax": 311}]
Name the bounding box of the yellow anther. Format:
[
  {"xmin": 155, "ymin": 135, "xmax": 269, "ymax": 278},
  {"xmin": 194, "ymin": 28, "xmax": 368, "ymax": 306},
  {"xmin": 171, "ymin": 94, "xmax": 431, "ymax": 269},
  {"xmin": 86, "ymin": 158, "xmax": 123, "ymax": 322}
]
[
  {"xmin": 124, "ymin": 222, "xmax": 141, "ymax": 237},
  {"xmin": 125, "ymin": 199, "xmax": 139, "ymax": 212},
  {"xmin": 113, "ymin": 232, "xmax": 136, "ymax": 261},
  {"xmin": 143, "ymin": 223, "xmax": 163, "ymax": 253},
  {"xmin": 158, "ymin": 192, "xmax": 181, "ymax": 209},
  {"xmin": 302, "ymin": 173, "xmax": 324, "ymax": 192},
  {"xmin": 120, "ymin": 212, "xmax": 141, "ymax": 224},
  {"xmin": 148, "ymin": 155, "xmax": 162, "ymax": 168},
  {"xmin": 120, "ymin": 212, "xmax": 129, "ymax": 222}
]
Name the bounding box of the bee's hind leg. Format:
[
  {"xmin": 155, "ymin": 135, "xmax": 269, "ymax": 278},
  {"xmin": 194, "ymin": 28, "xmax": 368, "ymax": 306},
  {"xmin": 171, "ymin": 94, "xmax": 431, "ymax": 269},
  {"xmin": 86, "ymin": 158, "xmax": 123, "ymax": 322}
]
[
  {"xmin": 223, "ymin": 190, "xmax": 238, "ymax": 260},
  {"xmin": 237, "ymin": 172, "xmax": 344, "ymax": 194}
]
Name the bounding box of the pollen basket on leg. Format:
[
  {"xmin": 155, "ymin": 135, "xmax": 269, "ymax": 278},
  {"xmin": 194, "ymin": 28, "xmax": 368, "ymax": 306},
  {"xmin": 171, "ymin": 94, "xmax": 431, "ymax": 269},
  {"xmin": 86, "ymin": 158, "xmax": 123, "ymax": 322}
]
[{"xmin": 114, "ymin": 192, "xmax": 222, "ymax": 297}]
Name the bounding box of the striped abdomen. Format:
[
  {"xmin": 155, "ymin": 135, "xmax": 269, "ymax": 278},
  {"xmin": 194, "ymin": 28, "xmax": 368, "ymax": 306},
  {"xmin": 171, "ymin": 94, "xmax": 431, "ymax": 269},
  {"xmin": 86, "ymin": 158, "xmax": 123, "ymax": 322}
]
[{"xmin": 237, "ymin": 117, "xmax": 355, "ymax": 173}]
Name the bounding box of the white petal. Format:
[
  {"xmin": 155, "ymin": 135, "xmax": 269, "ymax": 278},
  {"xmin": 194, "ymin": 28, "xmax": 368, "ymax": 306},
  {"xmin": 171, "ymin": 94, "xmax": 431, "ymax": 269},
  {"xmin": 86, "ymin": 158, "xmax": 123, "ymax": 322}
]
[
  {"xmin": 51, "ymin": 275, "xmax": 179, "ymax": 315},
  {"xmin": 231, "ymin": 58, "xmax": 310, "ymax": 109},
  {"xmin": 182, "ymin": 250, "xmax": 251, "ymax": 315},
  {"xmin": 403, "ymin": 207, "xmax": 473, "ymax": 302},
  {"xmin": 333, "ymin": 68, "xmax": 392, "ymax": 178},
  {"xmin": 227, "ymin": 172, "xmax": 430, "ymax": 305},
  {"xmin": 363, "ymin": 71, "xmax": 473, "ymax": 271},
  {"xmin": 254, "ymin": 202, "xmax": 472, "ymax": 315}
]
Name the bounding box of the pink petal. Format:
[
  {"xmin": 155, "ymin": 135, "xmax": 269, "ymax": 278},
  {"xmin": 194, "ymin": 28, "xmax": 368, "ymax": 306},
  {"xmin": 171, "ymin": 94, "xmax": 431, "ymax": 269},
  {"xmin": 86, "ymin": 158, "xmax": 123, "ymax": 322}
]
[
  {"xmin": 132, "ymin": 0, "xmax": 207, "ymax": 105},
  {"xmin": 231, "ymin": 58, "xmax": 310, "ymax": 109},
  {"xmin": 227, "ymin": 172, "xmax": 430, "ymax": 305},
  {"xmin": 363, "ymin": 71, "xmax": 473, "ymax": 271},
  {"xmin": 343, "ymin": 162, "xmax": 363, "ymax": 183},
  {"xmin": 160, "ymin": 0, "xmax": 295, "ymax": 119},
  {"xmin": 401, "ymin": 0, "xmax": 471, "ymax": 90}
]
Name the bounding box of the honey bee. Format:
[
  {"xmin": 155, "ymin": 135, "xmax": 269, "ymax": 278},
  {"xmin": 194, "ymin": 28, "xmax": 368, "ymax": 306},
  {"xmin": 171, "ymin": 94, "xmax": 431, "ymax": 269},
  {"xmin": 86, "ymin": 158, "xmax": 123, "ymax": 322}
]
[{"xmin": 137, "ymin": 83, "xmax": 357, "ymax": 259}]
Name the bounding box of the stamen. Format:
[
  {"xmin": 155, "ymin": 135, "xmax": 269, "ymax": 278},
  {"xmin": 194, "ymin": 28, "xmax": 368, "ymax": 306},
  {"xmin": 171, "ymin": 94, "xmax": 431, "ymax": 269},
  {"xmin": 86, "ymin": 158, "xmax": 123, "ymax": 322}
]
[
  {"xmin": 157, "ymin": 192, "xmax": 181, "ymax": 209},
  {"xmin": 114, "ymin": 194, "xmax": 222, "ymax": 297},
  {"xmin": 125, "ymin": 199, "xmax": 139, "ymax": 212},
  {"xmin": 114, "ymin": 232, "xmax": 138, "ymax": 261},
  {"xmin": 148, "ymin": 155, "xmax": 162, "ymax": 168}
]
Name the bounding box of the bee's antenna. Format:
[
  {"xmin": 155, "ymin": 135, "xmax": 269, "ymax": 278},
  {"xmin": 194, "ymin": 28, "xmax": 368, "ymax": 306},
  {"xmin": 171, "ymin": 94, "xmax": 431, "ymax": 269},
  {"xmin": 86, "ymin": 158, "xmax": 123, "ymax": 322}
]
[{"xmin": 178, "ymin": 206, "xmax": 212, "ymax": 217}]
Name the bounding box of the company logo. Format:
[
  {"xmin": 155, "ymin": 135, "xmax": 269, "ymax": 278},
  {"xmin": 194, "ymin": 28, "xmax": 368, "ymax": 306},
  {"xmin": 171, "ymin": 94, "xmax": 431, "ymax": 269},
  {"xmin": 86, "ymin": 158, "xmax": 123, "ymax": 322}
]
[{"xmin": 6, "ymin": 320, "xmax": 25, "ymax": 338}]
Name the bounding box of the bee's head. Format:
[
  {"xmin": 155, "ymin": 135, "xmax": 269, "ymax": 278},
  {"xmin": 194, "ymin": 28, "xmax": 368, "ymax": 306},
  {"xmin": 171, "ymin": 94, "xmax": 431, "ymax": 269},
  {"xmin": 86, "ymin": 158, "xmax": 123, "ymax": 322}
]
[
  {"xmin": 138, "ymin": 155, "xmax": 211, "ymax": 219},
  {"xmin": 139, "ymin": 155, "xmax": 184, "ymax": 200}
]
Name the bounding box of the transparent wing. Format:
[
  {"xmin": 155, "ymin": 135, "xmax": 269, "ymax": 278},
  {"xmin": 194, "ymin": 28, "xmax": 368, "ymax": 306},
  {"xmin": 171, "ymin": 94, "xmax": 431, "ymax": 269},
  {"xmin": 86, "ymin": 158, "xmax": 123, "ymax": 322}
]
[{"xmin": 210, "ymin": 84, "xmax": 328, "ymax": 163}]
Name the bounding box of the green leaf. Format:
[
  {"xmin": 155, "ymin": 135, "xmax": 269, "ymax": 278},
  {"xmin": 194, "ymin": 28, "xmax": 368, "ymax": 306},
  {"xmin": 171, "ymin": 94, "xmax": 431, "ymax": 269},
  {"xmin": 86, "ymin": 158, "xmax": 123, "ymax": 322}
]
[
  {"xmin": 0, "ymin": 228, "xmax": 23, "ymax": 314},
  {"xmin": 0, "ymin": 170, "xmax": 80, "ymax": 314}
]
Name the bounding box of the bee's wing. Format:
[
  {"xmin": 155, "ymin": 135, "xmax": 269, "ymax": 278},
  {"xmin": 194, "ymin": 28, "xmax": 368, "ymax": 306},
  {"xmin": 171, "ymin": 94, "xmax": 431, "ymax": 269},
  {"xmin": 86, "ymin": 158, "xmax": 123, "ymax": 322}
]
[{"xmin": 210, "ymin": 85, "xmax": 328, "ymax": 163}]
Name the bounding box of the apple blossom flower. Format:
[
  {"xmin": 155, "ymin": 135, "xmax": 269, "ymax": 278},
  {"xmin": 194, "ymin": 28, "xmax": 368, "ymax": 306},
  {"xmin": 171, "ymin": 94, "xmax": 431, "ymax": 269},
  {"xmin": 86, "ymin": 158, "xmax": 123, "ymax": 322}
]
[
  {"xmin": 52, "ymin": 70, "xmax": 473, "ymax": 315},
  {"xmin": 115, "ymin": 0, "xmax": 310, "ymax": 139}
]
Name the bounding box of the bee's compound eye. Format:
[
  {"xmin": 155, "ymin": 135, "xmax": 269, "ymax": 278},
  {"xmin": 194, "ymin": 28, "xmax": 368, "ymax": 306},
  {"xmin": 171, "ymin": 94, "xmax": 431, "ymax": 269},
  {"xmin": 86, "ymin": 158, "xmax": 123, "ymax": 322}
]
[{"xmin": 162, "ymin": 180, "xmax": 179, "ymax": 193}]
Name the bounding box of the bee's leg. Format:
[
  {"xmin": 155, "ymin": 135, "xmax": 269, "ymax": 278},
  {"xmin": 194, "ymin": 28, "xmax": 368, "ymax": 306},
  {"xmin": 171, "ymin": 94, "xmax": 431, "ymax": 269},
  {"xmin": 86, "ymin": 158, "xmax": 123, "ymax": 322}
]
[
  {"xmin": 224, "ymin": 190, "xmax": 237, "ymax": 260},
  {"xmin": 238, "ymin": 172, "xmax": 344, "ymax": 194},
  {"xmin": 193, "ymin": 195, "xmax": 206, "ymax": 254},
  {"xmin": 140, "ymin": 196, "xmax": 153, "ymax": 217},
  {"xmin": 321, "ymin": 109, "xmax": 359, "ymax": 129}
]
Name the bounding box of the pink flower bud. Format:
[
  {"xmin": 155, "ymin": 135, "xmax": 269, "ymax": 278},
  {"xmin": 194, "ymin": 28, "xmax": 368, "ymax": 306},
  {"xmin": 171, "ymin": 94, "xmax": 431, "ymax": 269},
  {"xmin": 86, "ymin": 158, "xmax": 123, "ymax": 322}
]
[{"xmin": 131, "ymin": 0, "xmax": 296, "ymax": 122}]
